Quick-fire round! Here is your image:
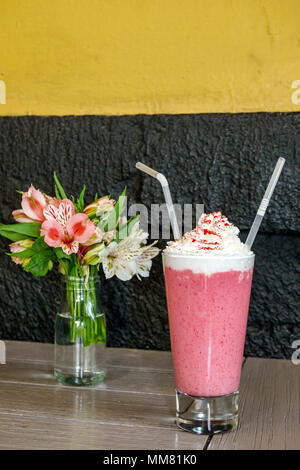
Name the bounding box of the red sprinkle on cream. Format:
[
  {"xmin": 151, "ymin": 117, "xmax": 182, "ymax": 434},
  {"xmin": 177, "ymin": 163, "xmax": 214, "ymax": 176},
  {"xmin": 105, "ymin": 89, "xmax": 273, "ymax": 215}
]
[
  {"xmin": 181, "ymin": 211, "xmax": 234, "ymax": 251},
  {"xmin": 166, "ymin": 211, "xmax": 251, "ymax": 255}
]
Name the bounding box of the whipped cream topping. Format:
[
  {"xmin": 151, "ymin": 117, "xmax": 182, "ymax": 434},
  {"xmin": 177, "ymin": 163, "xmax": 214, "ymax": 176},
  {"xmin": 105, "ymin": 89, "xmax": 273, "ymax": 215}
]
[{"xmin": 165, "ymin": 211, "xmax": 252, "ymax": 256}]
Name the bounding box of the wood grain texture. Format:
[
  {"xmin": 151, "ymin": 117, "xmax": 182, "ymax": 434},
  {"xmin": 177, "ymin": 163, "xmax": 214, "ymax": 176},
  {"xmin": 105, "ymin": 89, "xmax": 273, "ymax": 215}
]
[
  {"xmin": 0, "ymin": 360, "xmax": 176, "ymax": 395},
  {"xmin": 208, "ymin": 357, "xmax": 300, "ymax": 450},
  {"xmin": 6, "ymin": 341, "xmax": 174, "ymax": 370},
  {"xmin": 0, "ymin": 413, "xmax": 205, "ymax": 450},
  {"xmin": 0, "ymin": 381, "xmax": 179, "ymax": 428},
  {"xmin": 1, "ymin": 342, "xmax": 299, "ymax": 450},
  {"xmin": 0, "ymin": 341, "xmax": 207, "ymax": 450}
]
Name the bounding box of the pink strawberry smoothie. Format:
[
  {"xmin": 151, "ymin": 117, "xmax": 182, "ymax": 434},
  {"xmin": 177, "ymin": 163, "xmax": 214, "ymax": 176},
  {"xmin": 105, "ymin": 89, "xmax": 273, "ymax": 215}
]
[
  {"xmin": 164, "ymin": 262, "xmax": 253, "ymax": 397},
  {"xmin": 164, "ymin": 212, "xmax": 255, "ymax": 397}
]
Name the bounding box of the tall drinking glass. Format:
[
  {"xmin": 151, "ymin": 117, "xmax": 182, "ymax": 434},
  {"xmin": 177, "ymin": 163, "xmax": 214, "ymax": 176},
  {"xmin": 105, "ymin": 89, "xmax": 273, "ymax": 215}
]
[{"xmin": 163, "ymin": 251, "xmax": 255, "ymax": 434}]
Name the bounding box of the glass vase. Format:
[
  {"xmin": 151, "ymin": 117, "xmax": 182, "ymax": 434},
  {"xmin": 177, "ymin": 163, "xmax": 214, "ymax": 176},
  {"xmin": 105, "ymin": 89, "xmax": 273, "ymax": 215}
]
[{"xmin": 54, "ymin": 276, "xmax": 106, "ymax": 386}]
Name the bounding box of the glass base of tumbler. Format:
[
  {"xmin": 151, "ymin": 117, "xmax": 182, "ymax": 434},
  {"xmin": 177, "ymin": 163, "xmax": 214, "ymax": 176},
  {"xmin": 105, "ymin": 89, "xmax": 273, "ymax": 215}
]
[
  {"xmin": 176, "ymin": 390, "xmax": 239, "ymax": 435},
  {"xmin": 54, "ymin": 369, "xmax": 106, "ymax": 386}
]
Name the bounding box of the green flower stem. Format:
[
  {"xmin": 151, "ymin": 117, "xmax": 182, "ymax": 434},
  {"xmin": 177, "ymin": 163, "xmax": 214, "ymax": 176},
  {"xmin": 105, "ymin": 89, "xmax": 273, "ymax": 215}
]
[{"xmin": 66, "ymin": 275, "xmax": 106, "ymax": 348}]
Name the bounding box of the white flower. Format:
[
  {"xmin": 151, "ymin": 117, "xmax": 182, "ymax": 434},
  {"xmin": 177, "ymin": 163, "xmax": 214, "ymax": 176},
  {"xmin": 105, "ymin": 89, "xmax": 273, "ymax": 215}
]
[
  {"xmin": 128, "ymin": 221, "xmax": 149, "ymax": 245},
  {"xmin": 136, "ymin": 259, "xmax": 152, "ymax": 278},
  {"xmin": 135, "ymin": 244, "xmax": 161, "ymax": 278},
  {"xmin": 100, "ymin": 241, "xmax": 139, "ymax": 281},
  {"xmin": 100, "ymin": 226, "xmax": 160, "ymax": 281}
]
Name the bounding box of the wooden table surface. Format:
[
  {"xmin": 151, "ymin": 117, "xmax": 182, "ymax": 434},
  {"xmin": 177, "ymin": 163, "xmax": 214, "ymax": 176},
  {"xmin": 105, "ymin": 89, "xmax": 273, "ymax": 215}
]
[{"xmin": 0, "ymin": 341, "xmax": 299, "ymax": 450}]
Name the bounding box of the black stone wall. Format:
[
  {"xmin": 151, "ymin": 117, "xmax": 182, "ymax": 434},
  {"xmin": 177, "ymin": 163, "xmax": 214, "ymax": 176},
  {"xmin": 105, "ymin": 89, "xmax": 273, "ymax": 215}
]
[{"xmin": 0, "ymin": 114, "xmax": 299, "ymax": 358}]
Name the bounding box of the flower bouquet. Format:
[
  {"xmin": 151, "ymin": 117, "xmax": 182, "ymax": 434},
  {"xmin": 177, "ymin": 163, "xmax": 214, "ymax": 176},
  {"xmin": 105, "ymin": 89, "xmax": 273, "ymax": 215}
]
[{"xmin": 0, "ymin": 173, "xmax": 159, "ymax": 385}]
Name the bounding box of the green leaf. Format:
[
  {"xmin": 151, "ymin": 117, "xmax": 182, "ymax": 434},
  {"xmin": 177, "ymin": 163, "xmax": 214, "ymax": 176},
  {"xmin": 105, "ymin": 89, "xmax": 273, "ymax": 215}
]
[
  {"xmin": 114, "ymin": 215, "xmax": 139, "ymax": 242},
  {"xmin": 0, "ymin": 222, "xmax": 41, "ymax": 240},
  {"xmin": 0, "ymin": 230, "xmax": 32, "ymax": 242},
  {"xmin": 7, "ymin": 248, "xmax": 35, "ymax": 259},
  {"xmin": 126, "ymin": 215, "xmax": 139, "ymax": 234},
  {"xmin": 53, "ymin": 172, "xmax": 67, "ymax": 199},
  {"xmin": 32, "ymin": 236, "xmax": 49, "ymax": 251},
  {"xmin": 21, "ymin": 237, "xmax": 55, "ymax": 277},
  {"xmin": 103, "ymin": 187, "xmax": 127, "ymax": 232},
  {"xmin": 23, "ymin": 251, "xmax": 53, "ymax": 277},
  {"xmin": 55, "ymin": 185, "xmax": 61, "ymax": 201},
  {"xmin": 76, "ymin": 185, "xmax": 86, "ymax": 212},
  {"xmin": 94, "ymin": 193, "xmax": 98, "ymax": 202},
  {"xmin": 54, "ymin": 247, "xmax": 71, "ymax": 260}
]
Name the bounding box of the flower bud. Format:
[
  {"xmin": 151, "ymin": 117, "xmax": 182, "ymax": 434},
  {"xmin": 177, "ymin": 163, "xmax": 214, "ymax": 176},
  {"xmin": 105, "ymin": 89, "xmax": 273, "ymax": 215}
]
[
  {"xmin": 9, "ymin": 239, "xmax": 34, "ymax": 266},
  {"xmin": 83, "ymin": 196, "xmax": 115, "ymax": 218},
  {"xmin": 82, "ymin": 243, "xmax": 106, "ymax": 265}
]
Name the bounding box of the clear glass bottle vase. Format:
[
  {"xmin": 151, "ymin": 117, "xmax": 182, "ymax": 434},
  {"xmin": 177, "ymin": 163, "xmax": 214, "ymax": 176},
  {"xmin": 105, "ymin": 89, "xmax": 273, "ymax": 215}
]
[{"xmin": 54, "ymin": 276, "xmax": 106, "ymax": 386}]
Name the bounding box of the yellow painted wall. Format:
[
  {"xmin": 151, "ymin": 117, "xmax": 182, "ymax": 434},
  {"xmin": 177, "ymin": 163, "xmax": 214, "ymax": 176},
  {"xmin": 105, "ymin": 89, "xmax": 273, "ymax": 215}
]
[{"xmin": 0, "ymin": 0, "xmax": 300, "ymax": 115}]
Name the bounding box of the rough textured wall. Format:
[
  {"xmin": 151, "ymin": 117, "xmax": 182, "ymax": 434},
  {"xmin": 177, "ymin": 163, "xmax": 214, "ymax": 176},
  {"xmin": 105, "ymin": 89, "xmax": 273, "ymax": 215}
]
[{"xmin": 0, "ymin": 114, "xmax": 299, "ymax": 358}]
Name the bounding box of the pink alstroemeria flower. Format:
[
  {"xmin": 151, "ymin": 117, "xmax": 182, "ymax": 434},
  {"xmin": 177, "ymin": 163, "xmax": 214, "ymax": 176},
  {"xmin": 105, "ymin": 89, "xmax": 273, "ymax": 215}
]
[
  {"xmin": 22, "ymin": 185, "xmax": 47, "ymax": 222},
  {"xmin": 12, "ymin": 209, "xmax": 36, "ymax": 223},
  {"xmin": 41, "ymin": 199, "xmax": 96, "ymax": 255},
  {"xmin": 12, "ymin": 185, "xmax": 49, "ymax": 223}
]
